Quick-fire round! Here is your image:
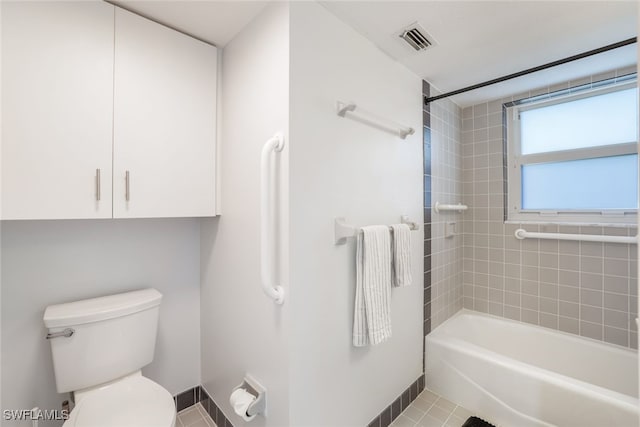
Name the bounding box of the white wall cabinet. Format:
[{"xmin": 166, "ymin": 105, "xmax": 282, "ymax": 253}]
[
  {"xmin": 113, "ymin": 9, "xmax": 217, "ymax": 218},
  {"xmin": 1, "ymin": 2, "xmax": 115, "ymax": 220},
  {"xmin": 1, "ymin": 3, "xmax": 218, "ymax": 220}
]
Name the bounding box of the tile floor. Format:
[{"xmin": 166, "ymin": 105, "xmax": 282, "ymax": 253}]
[
  {"xmin": 391, "ymin": 389, "xmax": 480, "ymax": 427},
  {"xmin": 175, "ymin": 389, "xmax": 484, "ymax": 427},
  {"xmin": 176, "ymin": 403, "xmax": 217, "ymax": 427}
]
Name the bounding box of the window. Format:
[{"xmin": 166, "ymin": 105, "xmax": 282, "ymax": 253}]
[{"xmin": 506, "ymin": 79, "xmax": 638, "ymax": 224}]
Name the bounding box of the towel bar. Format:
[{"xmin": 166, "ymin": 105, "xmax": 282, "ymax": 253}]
[
  {"xmin": 336, "ymin": 101, "xmax": 415, "ymax": 139},
  {"xmin": 334, "ymin": 216, "xmax": 419, "ymax": 245}
]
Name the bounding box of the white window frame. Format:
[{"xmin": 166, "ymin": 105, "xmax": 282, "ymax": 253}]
[{"xmin": 506, "ymin": 80, "xmax": 638, "ymax": 225}]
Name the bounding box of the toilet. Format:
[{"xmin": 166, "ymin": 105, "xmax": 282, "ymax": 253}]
[{"xmin": 43, "ymin": 288, "xmax": 176, "ymax": 427}]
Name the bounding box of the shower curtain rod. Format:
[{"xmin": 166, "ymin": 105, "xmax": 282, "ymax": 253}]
[{"xmin": 423, "ymin": 37, "xmax": 637, "ymax": 104}]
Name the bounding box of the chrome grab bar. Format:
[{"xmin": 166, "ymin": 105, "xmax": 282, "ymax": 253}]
[{"xmin": 46, "ymin": 328, "xmax": 75, "ymax": 340}]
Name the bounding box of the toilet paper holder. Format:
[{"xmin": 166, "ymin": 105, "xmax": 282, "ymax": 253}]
[{"xmin": 233, "ymin": 375, "xmax": 267, "ymax": 418}]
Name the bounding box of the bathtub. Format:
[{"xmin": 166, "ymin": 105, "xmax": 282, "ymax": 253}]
[{"xmin": 425, "ymin": 310, "xmax": 639, "ymax": 427}]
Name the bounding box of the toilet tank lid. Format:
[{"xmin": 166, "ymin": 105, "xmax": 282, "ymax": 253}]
[{"xmin": 44, "ymin": 289, "xmax": 162, "ymax": 329}]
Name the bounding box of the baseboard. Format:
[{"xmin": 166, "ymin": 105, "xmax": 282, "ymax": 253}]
[
  {"xmin": 176, "ymin": 376, "xmax": 424, "ymax": 427},
  {"xmin": 367, "ymin": 374, "xmax": 425, "ymax": 427},
  {"xmin": 174, "ymin": 385, "xmax": 234, "ymax": 427}
]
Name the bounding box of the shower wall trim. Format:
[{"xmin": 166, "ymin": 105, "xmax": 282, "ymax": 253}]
[{"xmin": 423, "ymin": 79, "xmax": 433, "ymax": 342}]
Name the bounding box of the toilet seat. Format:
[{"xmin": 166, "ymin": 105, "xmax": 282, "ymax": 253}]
[{"xmin": 63, "ymin": 375, "xmax": 176, "ymax": 427}]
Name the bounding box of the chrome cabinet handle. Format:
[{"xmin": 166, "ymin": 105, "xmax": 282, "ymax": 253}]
[
  {"xmin": 125, "ymin": 171, "xmax": 130, "ymax": 202},
  {"xmin": 95, "ymin": 169, "xmax": 101, "ymax": 201},
  {"xmin": 46, "ymin": 328, "xmax": 75, "ymax": 340}
]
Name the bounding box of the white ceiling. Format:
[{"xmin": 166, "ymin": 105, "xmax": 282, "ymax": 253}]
[
  {"xmin": 112, "ymin": 0, "xmax": 269, "ymax": 47},
  {"xmin": 111, "ymin": 1, "xmax": 637, "ymax": 107},
  {"xmin": 320, "ymin": 1, "xmax": 638, "ymax": 106}
]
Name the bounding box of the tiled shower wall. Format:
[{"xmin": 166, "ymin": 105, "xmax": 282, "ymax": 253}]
[
  {"xmin": 461, "ymin": 66, "xmax": 638, "ymax": 349},
  {"xmin": 427, "ymin": 88, "xmax": 464, "ymax": 330}
]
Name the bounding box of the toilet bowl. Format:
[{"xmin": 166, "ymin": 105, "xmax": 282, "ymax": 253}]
[
  {"xmin": 44, "ymin": 289, "xmax": 176, "ymax": 427},
  {"xmin": 63, "ymin": 372, "xmax": 175, "ymax": 427}
]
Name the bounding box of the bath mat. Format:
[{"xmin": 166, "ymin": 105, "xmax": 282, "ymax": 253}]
[{"xmin": 461, "ymin": 416, "xmax": 496, "ymax": 427}]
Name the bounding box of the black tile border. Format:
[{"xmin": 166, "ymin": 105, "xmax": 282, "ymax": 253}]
[
  {"xmin": 190, "ymin": 376, "xmax": 425, "ymax": 427},
  {"xmin": 366, "ymin": 375, "xmax": 425, "ymax": 427},
  {"xmin": 174, "ymin": 385, "xmax": 235, "ymax": 427},
  {"xmin": 423, "ymin": 80, "xmax": 432, "ymax": 345},
  {"xmin": 182, "ymin": 376, "xmax": 425, "ymax": 427},
  {"xmin": 200, "ymin": 386, "xmax": 234, "ymax": 427},
  {"xmin": 174, "ymin": 386, "xmax": 197, "ymax": 412}
]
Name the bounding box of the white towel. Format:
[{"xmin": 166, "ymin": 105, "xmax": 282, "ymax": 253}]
[
  {"xmin": 353, "ymin": 225, "xmax": 392, "ymax": 347},
  {"xmin": 391, "ymin": 224, "xmax": 412, "ymax": 287}
]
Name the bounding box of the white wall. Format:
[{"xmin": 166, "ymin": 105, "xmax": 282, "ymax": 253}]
[
  {"xmin": 1, "ymin": 219, "xmax": 201, "ymax": 426},
  {"xmin": 0, "ymin": 0, "xmax": 4, "ymax": 414},
  {"xmin": 200, "ymin": 2, "xmax": 290, "ymax": 426},
  {"xmin": 288, "ymin": 3, "xmax": 424, "ymax": 425}
]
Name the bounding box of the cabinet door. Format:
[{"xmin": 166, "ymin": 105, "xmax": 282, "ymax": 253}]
[
  {"xmin": 113, "ymin": 8, "xmax": 217, "ymax": 218},
  {"xmin": 1, "ymin": 1, "xmax": 114, "ymax": 219}
]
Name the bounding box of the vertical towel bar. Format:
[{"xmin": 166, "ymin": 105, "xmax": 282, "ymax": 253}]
[{"xmin": 260, "ymin": 133, "xmax": 285, "ymax": 304}]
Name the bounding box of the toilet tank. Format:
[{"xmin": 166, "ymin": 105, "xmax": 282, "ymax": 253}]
[{"xmin": 43, "ymin": 289, "xmax": 162, "ymax": 393}]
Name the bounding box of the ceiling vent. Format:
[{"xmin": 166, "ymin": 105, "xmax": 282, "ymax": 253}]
[{"xmin": 397, "ymin": 23, "xmax": 435, "ymax": 52}]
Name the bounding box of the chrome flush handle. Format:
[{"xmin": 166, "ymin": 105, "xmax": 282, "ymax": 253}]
[
  {"xmin": 125, "ymin": 171, "xmax": 130, "ymax": 202},
  {"xmin": 46, "ymin": 328, "xmax": 75, "ymax": 340},
  {"xmin": 96, "ymin": 168, "xmax": 101, "ymax": 201}
]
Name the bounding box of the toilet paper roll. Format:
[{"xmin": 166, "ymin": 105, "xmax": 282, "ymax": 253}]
[{"xmin": 230, "ymin": 388, "xmax": 257, "ymax": 422}]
